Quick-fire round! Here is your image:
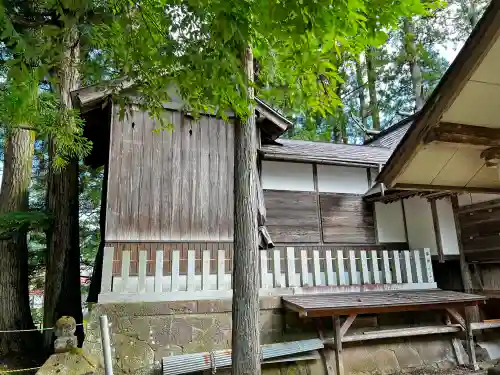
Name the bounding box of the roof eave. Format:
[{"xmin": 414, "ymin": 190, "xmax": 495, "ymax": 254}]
[
  {"xmin": 261, "ymin": 151, "xmax": 385, "ymax": 169},
  {"xmin": 377, "ymin": 1, "xmax": 500, "ymax": 188}
]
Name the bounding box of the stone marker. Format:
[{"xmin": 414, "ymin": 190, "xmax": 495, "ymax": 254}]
[
  {"xmin": 54, "ymin": 316, "xmax": 78, "ymax": 353},
  {"xmin": 37, "ymin": 316, "xmax": 102, "ymax": 375}
]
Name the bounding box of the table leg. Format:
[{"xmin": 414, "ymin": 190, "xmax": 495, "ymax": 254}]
[
  {"xmin": 444, "ymin": 313, "xmax": 465, "ymax": 365},
  {"xmin": 465, "ymin": 307, "xmax": 478, "ymax": 371},
  {"xmin": 333, "ymin": 316, "xmax": 344, "ymax": 375}
]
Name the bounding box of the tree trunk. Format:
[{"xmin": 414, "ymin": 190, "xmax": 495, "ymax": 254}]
[
  {"xmin": 355, "ymin": 58, "xmax": 368, "ymax": 129},
  {"xmin": 0, "ymin": 129, "xmax": 42, "ymax": 359},
  {"xmin": 232, "ymin": 44, "xmax": 261, "ymax": 375},
  {"xmin": 43, "ymin": 26, "xmax": 83, "ymax": 350},
  {"xmin": 366, "ymin": 47, "xmax": 380, "ymax": 130},
  {"xmin": 460, "ymin": 0, "xmax": 479, "ymax": 28},
  {"xmin": 403, "ymin": 18, "xmax": 424, "ymax": 111}
]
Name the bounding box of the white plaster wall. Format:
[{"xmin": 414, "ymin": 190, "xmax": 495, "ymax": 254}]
[
  {"xmin": 370, "ymin": 168, "xmax": 379, "ymax": 187},
  {"xmin": 436, "ymin": 197, "xmax": 459, "ymax": 255},
  {"xmin": 261, "ymin": 160, "xmax": 314, "ymax": 191},
  {"xmin": 374, "ymin": 201, "xmax": 406, "ymax": 243},
  {"xmin": 317, "ymin": 165, "xmax": 368, "ymax": 194},
  {"xmin": 403, "ymin": 196, "xmax": 438, "ymax": 255}
]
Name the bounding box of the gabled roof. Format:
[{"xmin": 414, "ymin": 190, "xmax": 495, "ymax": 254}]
[
  {"xmin": 377, "ymin": 1, "xmax": 500, "ymax": 193},
  {"xmin": 364, "ymin": 116, "xmax": 415, "ymax": 149},
  {"xmin": 72, "ymin": 81, "xmax": 293, "ymax": 142},
  {"xmin": 260, "ymin": 139, "xmax": 391, "ymax": 168}
]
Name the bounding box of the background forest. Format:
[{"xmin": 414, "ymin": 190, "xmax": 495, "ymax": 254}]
[{"xmin": 0, "ymin": 0, "xmax": 491, "ymax": 370}]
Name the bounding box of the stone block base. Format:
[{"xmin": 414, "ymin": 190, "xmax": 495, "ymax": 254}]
[{"xmin": 84, "ymin": 300, "xmax": 463, "ymax": 375}]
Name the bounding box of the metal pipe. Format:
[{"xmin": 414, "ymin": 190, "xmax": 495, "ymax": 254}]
[{"xmin": 100, "ymin": 315, "xmax": 114, "ymax": 375}]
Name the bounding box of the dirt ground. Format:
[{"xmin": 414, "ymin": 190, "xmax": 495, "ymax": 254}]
[
  {"xmin": 0, "ymin": 356, "xmax": 41, "ymax": 375},
  {"xmin": 389, "ymin": 365, "xmax": 486, "ymax": 375}
]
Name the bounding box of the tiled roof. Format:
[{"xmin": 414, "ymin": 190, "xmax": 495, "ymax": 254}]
[
  {"xmin": 364, "ymin": 116, "xmax": 415, "ymax": 149},
  {"xmin": 260, "ymin": 139, "xmax": 392, "ymax": 166},
  {"xmin": 368, "ymin": 122, "xmax": 412, "ymax": 149}
]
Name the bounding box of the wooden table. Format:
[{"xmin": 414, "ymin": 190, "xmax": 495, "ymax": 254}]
[{"xmin": 283, "ymin": 289, "xmax": 487, "ymax": 375}]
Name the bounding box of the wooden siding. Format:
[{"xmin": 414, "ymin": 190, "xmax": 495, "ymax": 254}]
[
  {"xmin": 106, "ymin": 108, "xmax": 234, "ymax": 241},
  {"xmin": 457, "ymin": 199, "xmax": 500, "ymax": 261},
  {"xmin": 320, "ymin": 194, "xmax": 376, "ymax": 244},
  {"xmin": 264, "ymin": 190, "xmax": 376, "ymax": 244},
  {"xmin": 264, "ymin": 190, "xmax": 320, "ymax": 243}
]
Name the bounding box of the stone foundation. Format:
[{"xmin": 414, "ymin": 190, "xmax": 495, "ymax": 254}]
[{"xmin": 84, "ymin": 298, "xmax": 466, "ymax": 375}]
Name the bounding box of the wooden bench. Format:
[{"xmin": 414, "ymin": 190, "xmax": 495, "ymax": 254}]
[{"xmin": 283, "ymin": 289, "xmax": 487, "ymax": 375}]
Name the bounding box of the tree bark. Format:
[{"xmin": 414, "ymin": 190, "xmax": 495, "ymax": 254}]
[
  {"xmin": 403, "ymin": 18, "xmax": 424, "ymax": 111},
  {"xmin": 232, "ymin": 44, "xmax": 261, "ymax": 375},
  {"xmin": 366, "ymin": 47, "xmax": 380, "ymax": 130},
  {"xmin": 460, "ymin": 0, "xmax": 479, "ymax": 29},
  {"xmin": 355, "ymin": 58, "xmax": 368, "ymax": 129},
  {"xmin": 0, "ymin": 128, "xmax": 42, "ymax": 359},
  {"xmin": 43, "ymin": 25, "xmax": 83, "ymax": 350}
]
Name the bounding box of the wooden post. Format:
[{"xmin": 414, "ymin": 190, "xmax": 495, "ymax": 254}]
[
  {"xmin": 232, "ymin": 43, "xmax": 260, "ymax": 375},
  {"xmin": 450, "ymin": 194, "xmax": 480, "ymax": 322},
  {"xmin": 430, "ymin": 198, "xmax": 445, "ymax": 263},
  {"xmin": 333, "ymin": 316, "xmax": 344, "ymax": 375},
  {"xmin": 465, "ymin": 306, "xmax": 478, "ymax": 371},
  {"xmin": 444, "ymin": 314, "xmax": 465, "ymax": 366}
]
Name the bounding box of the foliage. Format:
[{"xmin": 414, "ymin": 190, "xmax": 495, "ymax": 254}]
[
  {"xmin": 86, "ymin": 0, "xmax": 437, "ymax": 122},
  {"xmin": 0, "ymin": 67, "xmax": 92, "ymax": 169}
]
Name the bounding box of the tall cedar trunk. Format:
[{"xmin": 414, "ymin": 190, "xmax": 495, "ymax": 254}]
[
  {"xmin": 366, "ymin": 47, "xmax": 380, "ymax": 130},
  {"xmin": 460, "ymin": 0, "xmax": 479, "ymax": 28},
  {"xmin": 355, "ymin": 58, "xmax": 368, "ymax": 129},
  {"xmin": 232, "ymin": 44, "xmax": 261, "ymax": 375},
  {"xmin": 0, "ymin": 129, "xmax": 42, "ymax": 358},
  {"xmin": 403, "ymin": 18, "xmax": 424, "ymax": 111},
  {"xmin": 43, "ymin": 26, "xmax": 83, "ymax": 350}
]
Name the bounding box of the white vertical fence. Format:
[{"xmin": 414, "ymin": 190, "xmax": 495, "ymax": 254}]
[{"xmin": 99, "ymin": 247, "xmax": 436, "ymax": 303}]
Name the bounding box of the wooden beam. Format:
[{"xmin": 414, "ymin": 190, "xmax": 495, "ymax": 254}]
[
  {"xmin": 315, "ymin": 320, "xmax": 335, "ymax": 375},
  {"xmin": 324, "ymin": 325, "xmax": 462, "ymax": 345},
  {"xmin": 394, "ymin": 183, "xmax": 500, "ymax": 194},
  {"xmin": 444, "ymin": 314, "xmax": 465, "ymax": 366},
  {"xmin": 446, "ymin": 308, "xmax": 466, "ymax": 330},
  {"xmin": 378, "ymin": 2, "xmax": 500, "ymax": 187},
  {"xmin": 426, "ymin": 122, "xmax": 500, "ymax": 147},
  {"xmin": 430, "ymin": 199, "xmax": 445, "ymax": 263},
  {"xmin": 340, "ymin": 314, "xmax": 357, "ymax": 338}
]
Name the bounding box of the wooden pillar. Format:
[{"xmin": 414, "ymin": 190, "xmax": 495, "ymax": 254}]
[
  {"xmin": 450, "ymin": 194, "xmax": 480, "ymax": 322},
  {"xmin": 430, "ymin": 198, "xmax": 445, "ymax": 263},
  {"xmin": 333, "ymin": 316, "xmax": 344, "ymax": 375}
]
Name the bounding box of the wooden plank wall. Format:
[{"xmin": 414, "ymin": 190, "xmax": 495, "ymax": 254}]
[
  {"xmin": 106, "ymin": 108, "xmax": 234, "ymax": 241},
  {"xmin": 264, "ymin": 190, "xmax": 375, "ymax": 244},
  {"xmin": 320, "ymin": 194, "xmax": 375, "ymax": 243},
  {"xmin": 264, "ymin": 190, "xmax": 320, "ymax": 242},
  {"xmin": 457, "ymin": 199, "xmax": 500, "ymax": 261}
]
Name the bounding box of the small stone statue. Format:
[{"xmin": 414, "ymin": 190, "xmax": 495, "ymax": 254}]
[{"xmin": 54, "ymin": 316, "xmax": 78, "ymax": 353}]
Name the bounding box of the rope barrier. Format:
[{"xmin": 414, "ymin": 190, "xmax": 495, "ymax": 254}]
[
  {"xmin": 0, "ymin": 366, "xmax": 41, "ymax": 373},
  {"xmin": 0, "ymin": 323, "xmax": 84, "ymax": 333}
]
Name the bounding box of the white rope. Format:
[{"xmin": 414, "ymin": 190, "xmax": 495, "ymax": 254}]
[
  {"xmin": 0, "ymin": 366, "xmax": 42, "ymax": 373},
  {"xmin": 0, "ymin": 323, "xmax": 84, "ymax": 333}
]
